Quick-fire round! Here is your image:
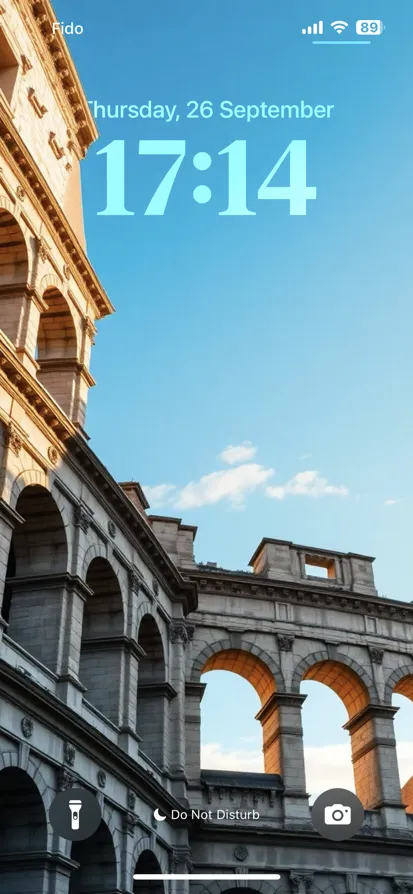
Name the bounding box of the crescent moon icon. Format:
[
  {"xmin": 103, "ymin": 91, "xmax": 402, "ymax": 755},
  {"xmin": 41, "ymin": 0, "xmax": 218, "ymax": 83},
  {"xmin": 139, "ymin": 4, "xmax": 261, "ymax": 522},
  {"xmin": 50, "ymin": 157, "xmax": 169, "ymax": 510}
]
[{"xmin": 154, "ymin": 807, "xmax": 166, "ymax": 821}]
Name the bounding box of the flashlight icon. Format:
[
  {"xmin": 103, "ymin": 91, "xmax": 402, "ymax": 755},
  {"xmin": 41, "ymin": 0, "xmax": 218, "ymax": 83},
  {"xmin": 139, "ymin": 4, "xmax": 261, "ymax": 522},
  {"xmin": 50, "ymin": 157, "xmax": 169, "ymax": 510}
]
[{"xmin": 68, "ymin": 799, "xmax": 82, "ymax": 831}]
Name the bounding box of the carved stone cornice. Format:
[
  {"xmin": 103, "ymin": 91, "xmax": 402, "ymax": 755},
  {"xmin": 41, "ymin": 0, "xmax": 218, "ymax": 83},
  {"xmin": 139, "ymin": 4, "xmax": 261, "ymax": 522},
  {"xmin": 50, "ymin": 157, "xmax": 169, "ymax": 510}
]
[
  {"xmin": 0, "ymin": 103, "xmax": 112, "ymax": 320},
  {"xmin": 20, "ymin": 0, "xmax": 98, "ymax": 153},
  {"xmin": 186, "ymin": 566, "xmax": 413, "ymax": 625}
]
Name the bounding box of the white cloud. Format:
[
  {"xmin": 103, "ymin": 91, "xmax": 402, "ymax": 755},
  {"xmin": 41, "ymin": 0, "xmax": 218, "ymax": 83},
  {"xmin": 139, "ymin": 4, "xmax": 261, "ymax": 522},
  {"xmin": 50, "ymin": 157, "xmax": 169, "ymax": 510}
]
[
  {"xmin": 142, "ymin": 483, "xmax": 176, "ymax": 508},
  {"xmin": 299, "ymin": 453, "xmax": 312, "ymax": 461},
  {"xmin": 384, "ymin": 499, "xmax": 401, "ymax": 506},
  {"xmin": 175, "ymin": 463, "xmax": 274, "ymax": 510},
  {"xmin": 219, "ymin": 442, "xmax": 257, "ymax": 465},
  {"xmin": 266, "ymin": 470, "xmax": 348, "ymax": 501},
  {"xmin": 201, "ymin": 741, "xmax": 413, "ymax": 801},
  {"xmin": 201, "ymin": 743, "xmax": 263, "ymax": 773}
]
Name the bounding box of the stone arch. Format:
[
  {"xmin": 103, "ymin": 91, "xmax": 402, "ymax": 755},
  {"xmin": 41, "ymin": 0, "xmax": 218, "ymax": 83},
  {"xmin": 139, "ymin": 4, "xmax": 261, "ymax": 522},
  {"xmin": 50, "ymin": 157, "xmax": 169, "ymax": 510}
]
[
  {"xmin": 0, "ymin": 202, "xmax": 30, "ymax": 289},
  {"xmin": 191, "ymin": 637, "xmax": 285, "ymax": 697},
  {"xmin": 133, "ymin": 843, "xmax": 166, "ymax": 894},
  {"xmin": 4, "ymin": 483, "xmax": 69, "ymax": 672},
  {"xmin": 384, "ymin": 664, "xmax": 413, "ymax": 703},
  {"xmin": 37, "ymin": 285, "xmax": 79, "ymax": 360},
  {"xmin": 79, "ymin": 556, "xmax": 126, "ymax": 723},
  {"xmin": 137, "ymin": 613, "xmax": 167, "ymax": 768},
  {"xmin": 9, "ymin": 467, "xmax": 49, "ymax": 509},
  {"xmin": 132, "ymin": 836, "xmax": 168, "ymax": 872},
  {"xmin": 0, "ymin": 752, "xmax": 51, "ymax": 811},
  {"xmin": 191, "ymin": 638, "xmax": 284, "ymax": 776},
  {"xmin": 194, "ymin": 883, "xmax": 278, "ymax": 894},
  {"xmin": 39, "ymin": 271, "xmax": 65, "ymax": 295},
  {"xmin": 292, "ymin": 650, "xmax": 375, "ymax": 717},
  {"xmin": 0, "ymin": 764, "xmax": 48, "ymax": 892},
  {"xmin": 136, "ymin": 601, "xmax": 168, "ymax": 663},
  {"xmin": 70, "ymin": 817, "xmax": 118, "ymax": 893}
]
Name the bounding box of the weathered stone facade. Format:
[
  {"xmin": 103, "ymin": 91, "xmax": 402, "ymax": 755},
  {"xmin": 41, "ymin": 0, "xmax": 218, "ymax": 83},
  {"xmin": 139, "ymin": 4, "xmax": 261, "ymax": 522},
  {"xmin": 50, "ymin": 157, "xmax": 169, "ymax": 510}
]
[{"xmin": 0, "ymin": 2, "xmax": 412, "ymax": 893}]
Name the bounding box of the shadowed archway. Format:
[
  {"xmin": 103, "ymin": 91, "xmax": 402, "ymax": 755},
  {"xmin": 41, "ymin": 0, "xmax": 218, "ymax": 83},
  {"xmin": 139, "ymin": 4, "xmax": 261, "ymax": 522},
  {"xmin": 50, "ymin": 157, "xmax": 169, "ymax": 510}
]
[
  {"xmin": 0, "ymin": 767, "xmax": 47, "ymax": 893},
  {"xmin": 137, "ymin": 615, "xmax": 167, "ymax": 767},
  {"xmin": 79, "ymin": 557, "xmax": 124, "ymax": 724},
  {"xmin": 4, "ymin": 484, "xmax": 68, "ymax": 671},
  {"xmin": 70, "ymin": 820, "xmax": 117, "ymax": 893},
  {"xmin": 133, "ymin": 849, "xmax": 164, "ymax": 894}
]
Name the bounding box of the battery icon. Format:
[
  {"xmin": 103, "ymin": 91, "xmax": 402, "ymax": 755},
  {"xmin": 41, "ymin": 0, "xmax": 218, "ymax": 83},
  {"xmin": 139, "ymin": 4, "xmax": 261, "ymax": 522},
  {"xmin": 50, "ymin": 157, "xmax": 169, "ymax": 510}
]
[{"xmin": 356, "ymin": 20, "xmax": 384, "ymax": 35}]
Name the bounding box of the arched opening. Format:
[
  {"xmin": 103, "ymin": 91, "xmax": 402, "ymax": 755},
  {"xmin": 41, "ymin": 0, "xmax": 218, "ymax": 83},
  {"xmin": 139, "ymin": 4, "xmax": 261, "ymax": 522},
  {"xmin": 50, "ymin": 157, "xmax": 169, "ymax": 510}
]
[
  {"xmin": 300, "ymin": 680, "xmax": 351, "ymax": 801},
  {"xmin": 4, "ymin": 484, "xmax": 68, "ymax": 670},
  {"xmin": 137, "ymin": 615, "xmax": 166, "ymax": 767},
  {"xmin": 300, "ymin": 659, "xmax": 370, "ymax": 805},
  {"xmin": 392, "ymin": 675, "xmax": 413, "ymax": 812},
  {"xmin": 36, "ymin": 287, "xmax": 79, "ymax": 417},
  {"xmin": 0, "ymin": 767, "xmax": 47, "ymax": 892},
  {"xmin": 79, "ymin": 558, "xmax": 124, "ymax": 723},
  {"xmin": 37, "ymin": 287, "xmax": 77, "ymax": 362},
  {"xmin": 200, "ymin": 649, "xmax": 276, "ymax": 773},
  {"xmin": 133, "ymin": 849, "xmax": 164, "ymax": 894},
  {"xmin": 0, "ymin": 210, "xmax": 28, "ymax": 288},
  {"xmin": 0, "ymin": 211, "xmax": 31, "ymax": 355},
  {"xmin": 70, "ymin": 820, "xmax": 117, "ymax": 893}
]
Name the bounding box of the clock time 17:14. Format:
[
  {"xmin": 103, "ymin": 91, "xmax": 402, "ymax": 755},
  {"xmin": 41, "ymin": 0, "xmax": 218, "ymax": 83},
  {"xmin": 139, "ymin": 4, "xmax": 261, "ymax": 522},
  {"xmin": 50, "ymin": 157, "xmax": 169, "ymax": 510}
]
[{"xmin": 97, "ymin": 139, "xmax": 316, "ymax": 217}]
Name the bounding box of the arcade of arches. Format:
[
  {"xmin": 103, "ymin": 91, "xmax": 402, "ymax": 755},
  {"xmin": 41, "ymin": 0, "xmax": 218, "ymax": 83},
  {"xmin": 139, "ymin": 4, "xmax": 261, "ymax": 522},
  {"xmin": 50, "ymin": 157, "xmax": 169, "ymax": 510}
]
[{"xmin": 198, "ymin": 648, "xmax": 413, "ymax": 813}]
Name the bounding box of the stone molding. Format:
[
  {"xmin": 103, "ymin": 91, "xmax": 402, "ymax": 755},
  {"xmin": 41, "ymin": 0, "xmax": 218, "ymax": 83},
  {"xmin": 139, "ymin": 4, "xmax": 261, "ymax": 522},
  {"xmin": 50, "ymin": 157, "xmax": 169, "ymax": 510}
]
[{"xmin": 188, "ymin": 567, "xmax": 413, "ymax": 624}]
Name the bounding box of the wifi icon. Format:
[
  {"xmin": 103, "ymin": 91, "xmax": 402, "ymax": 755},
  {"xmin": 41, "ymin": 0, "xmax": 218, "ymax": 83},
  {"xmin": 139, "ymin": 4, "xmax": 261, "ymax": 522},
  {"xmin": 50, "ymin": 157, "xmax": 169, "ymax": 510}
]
[{"xmin": 330, "ymin": 20, "xmax": 349, "ymax": 34}]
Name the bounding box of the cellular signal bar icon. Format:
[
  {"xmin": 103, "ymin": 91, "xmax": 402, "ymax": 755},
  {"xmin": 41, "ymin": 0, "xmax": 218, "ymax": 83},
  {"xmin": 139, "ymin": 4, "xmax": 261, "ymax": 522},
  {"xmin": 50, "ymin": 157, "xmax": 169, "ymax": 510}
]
[{"xmin": 302, "ymin": 21, "xmax": 323, "ymax": 35}]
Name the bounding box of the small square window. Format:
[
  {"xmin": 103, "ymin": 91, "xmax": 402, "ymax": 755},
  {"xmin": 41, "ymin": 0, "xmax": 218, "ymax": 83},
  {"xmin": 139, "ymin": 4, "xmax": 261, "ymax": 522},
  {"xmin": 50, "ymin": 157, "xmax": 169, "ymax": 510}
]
[{"xmin": 304, "ymin": 554, "xmax": 336, "ymax": 580}]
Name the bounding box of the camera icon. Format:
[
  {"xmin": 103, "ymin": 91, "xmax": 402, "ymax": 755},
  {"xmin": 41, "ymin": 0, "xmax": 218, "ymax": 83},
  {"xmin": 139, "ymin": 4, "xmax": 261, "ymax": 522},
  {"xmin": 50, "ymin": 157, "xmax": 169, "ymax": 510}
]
[{"xmin": 324, "ymin": 804, "xmax": 352, "ymax": 825}]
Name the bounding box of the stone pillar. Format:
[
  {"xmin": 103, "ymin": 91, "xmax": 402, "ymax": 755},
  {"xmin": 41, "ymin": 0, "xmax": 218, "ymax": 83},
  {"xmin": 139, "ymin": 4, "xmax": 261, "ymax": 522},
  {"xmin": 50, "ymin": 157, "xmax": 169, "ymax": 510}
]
[
  {"xmin": 344, "ymin": 703, "xmax": 408, "ymax": 831},
  {"xmin": 184, "ymin": 682, "xmax": 206, "ymax": 788},
  {"xmin": 168, "ymin": 621, "xmax": 192, "ymax": 799},
  {"xmin": 55, "ymin": 575, "xmax": 90, "ymax": 711},
  {"xmin": 119, "ymin": 571, "xmax": 143, "ymax": 758},
  {"xmin": 0, "ymin": 286, "xmax": 43, "ymax": 377},
  {"xmin": 170, "ymin": 847, "xmax": 193, "ymax": 894},
  {"xmin": 6, "ymin": 571, "xmax": 74, "ymax": 670},
  {"xmin": 256, "ymin": 692, "xmax": 310, "ymax": 826}
]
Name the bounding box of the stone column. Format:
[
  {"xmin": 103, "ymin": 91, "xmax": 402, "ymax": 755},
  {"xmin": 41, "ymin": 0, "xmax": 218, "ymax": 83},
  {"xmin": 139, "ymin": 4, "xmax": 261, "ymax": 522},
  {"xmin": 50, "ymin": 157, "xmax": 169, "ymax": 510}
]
[
  {"xmin": 344, "ymin": 703, "xmax": 408, "ymax": 832},
  {"xmin": 256, "ymin": 692, "xmax": 310, "ymax": 826},
  {"xmin": 184, "ymin": 682, "xmax": 206, "ymax": 790},
  {"xmin": 119, "ymin": 571, "xmax": 143, "ymax": 758},
  {"xmin": 170, "ymin": 847, "xmax": 193, "ymax": 894},
  {"xmin": 168, "ymin": 621, "xmax": 192, "ymax": 799}
]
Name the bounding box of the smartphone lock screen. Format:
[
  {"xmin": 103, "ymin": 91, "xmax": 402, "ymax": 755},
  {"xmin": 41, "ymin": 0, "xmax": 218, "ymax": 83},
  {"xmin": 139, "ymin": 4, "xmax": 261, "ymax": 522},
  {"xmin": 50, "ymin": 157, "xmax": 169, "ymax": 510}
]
[{"xmin": 0, "ymin": 2, "xmax": 412, "ymax": 893}]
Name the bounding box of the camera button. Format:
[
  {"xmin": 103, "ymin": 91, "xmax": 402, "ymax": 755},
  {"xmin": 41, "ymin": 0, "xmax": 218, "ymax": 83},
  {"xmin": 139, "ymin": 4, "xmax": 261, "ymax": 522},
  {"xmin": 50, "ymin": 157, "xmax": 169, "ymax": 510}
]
[{"xmin": 312, "ymin": 787, "xmax": 364, "ymax": 841}]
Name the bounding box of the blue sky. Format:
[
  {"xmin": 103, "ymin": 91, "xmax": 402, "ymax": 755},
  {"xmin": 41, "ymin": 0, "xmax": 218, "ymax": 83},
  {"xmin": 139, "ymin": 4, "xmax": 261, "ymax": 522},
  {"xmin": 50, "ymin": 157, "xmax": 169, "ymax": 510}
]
[{"xmin": 55, "ymin": 0, "xmax": 413, "ymax": 795}]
